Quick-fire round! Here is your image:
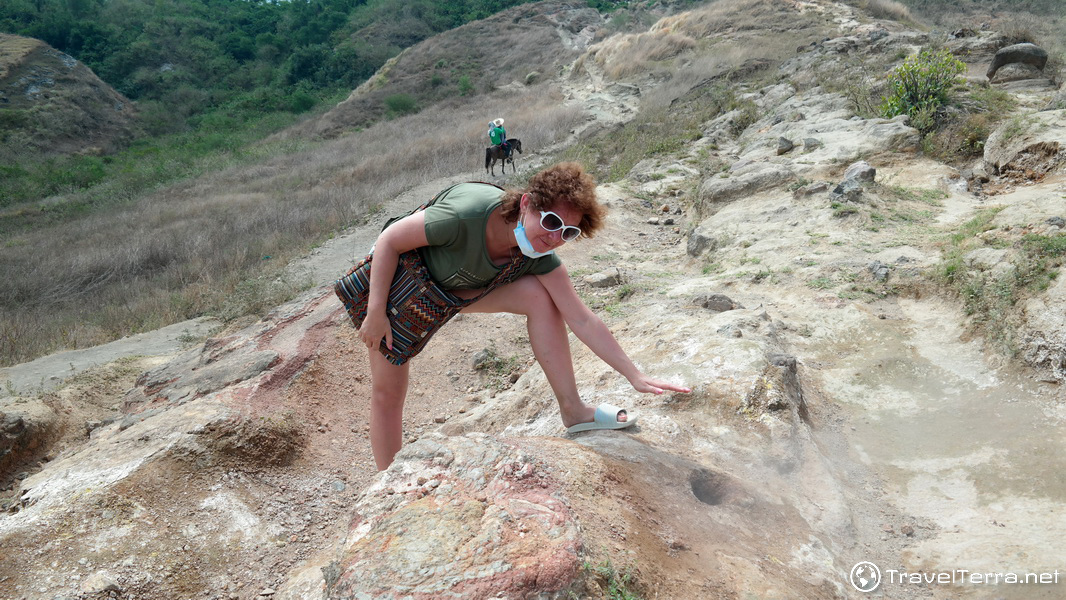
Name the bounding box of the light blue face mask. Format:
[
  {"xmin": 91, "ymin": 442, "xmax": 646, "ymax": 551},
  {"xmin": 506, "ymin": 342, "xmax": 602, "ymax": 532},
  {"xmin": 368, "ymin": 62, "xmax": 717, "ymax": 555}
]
[{"xmin": 514, "ymin": 219, "xmax": 554, "ymax": 258}]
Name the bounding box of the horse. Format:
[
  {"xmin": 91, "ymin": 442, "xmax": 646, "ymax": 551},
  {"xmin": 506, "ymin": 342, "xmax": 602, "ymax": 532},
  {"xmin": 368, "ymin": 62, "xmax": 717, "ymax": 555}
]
[{"xmin": 484, "ymin": 138, "xmax": 522, "ymax": 176}]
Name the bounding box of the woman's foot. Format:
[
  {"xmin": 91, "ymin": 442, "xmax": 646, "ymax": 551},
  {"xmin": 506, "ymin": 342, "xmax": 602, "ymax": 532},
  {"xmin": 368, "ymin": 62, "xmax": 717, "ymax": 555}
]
[{"xmin": 564, "ymin": 403, "xmax": 635, "ymax": 433}]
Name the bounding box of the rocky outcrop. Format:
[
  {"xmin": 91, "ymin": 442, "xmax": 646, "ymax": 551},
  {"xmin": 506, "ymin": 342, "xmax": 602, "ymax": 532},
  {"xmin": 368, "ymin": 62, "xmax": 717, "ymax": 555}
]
[
  {"xmin": 1022, "ymin": 273, "xmax": 1066, "ymax": 381},
  {"xmin": 285, "ymin": 434, "xmax": 582, "ymax": 599},
  {"xmin": 696, "ymin": 162, "xmax": 795, "ymax": 218},
  {"xmin": 731, "ymin": 83, "xmax": 920, "ymax": 166},
  {"xmin": 983, "ymin": 109, "xmax": 1066, "ymax": 179}
]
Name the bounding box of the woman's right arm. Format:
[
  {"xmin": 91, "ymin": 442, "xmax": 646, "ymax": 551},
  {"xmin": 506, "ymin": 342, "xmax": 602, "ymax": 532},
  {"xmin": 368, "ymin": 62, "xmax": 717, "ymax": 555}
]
[{"xmin": 359, "ymin": 211, "xmax": 430, "ymax": 351}]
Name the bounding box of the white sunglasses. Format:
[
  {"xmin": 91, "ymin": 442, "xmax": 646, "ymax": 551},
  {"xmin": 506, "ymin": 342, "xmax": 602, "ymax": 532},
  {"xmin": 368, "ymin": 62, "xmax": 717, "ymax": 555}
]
[{"xmin": 538, "ymin": 210, "xmax": 582, "ymax": 242}]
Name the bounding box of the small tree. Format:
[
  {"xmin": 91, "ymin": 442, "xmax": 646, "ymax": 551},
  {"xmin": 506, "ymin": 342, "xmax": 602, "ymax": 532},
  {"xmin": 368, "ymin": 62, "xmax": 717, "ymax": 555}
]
[{"xmin": 879, "ymin": 48, "xmax": 965, "ymax": 132}]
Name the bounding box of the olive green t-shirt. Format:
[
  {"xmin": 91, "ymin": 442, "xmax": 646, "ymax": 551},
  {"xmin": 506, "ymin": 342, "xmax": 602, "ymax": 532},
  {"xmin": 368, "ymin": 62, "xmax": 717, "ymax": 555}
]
[{"xmin": 421, "ymin": 182, "xmax": 561, "ymax": 290}]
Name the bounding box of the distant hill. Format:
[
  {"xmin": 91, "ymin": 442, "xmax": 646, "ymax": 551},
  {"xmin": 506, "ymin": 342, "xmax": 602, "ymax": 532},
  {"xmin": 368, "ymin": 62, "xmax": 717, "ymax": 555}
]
[
  {"xmin": 0, "ymin": 33, "xmax": 139, "ymax": 158},
  {"xmin": 293, "ymin": 0, "xmax": 603, "ymax": 139}
]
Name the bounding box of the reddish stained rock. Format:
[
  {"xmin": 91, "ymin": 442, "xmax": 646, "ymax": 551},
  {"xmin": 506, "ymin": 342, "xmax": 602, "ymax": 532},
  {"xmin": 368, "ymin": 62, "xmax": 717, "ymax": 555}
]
[{"xmin": 328, "ymin": 433, "xmax": 581, "ymax": 599}]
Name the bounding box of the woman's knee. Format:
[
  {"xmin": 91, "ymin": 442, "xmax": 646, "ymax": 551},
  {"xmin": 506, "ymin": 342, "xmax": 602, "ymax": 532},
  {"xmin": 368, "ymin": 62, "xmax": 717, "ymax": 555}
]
[
  {"xmin": 512, "ymin": 276, "xmax": 558, "ymax": 317},
  {"xmin": 368, "ymin": 350, "xmax": 409, "ymax": 404}
]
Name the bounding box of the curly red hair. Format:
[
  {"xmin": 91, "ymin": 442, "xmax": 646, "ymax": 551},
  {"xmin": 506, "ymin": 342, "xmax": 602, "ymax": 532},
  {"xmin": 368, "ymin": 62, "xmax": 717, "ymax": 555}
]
[{"xmin": 499, "ymin": 162, "xmax": 606, "ymax": 238}]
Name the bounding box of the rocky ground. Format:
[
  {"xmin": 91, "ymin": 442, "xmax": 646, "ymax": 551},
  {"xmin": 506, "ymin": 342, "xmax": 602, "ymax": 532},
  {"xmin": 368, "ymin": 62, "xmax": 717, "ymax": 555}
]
[{"xmin": 3, "ymin": 1, "xmax": 1066, "ymax": 599}]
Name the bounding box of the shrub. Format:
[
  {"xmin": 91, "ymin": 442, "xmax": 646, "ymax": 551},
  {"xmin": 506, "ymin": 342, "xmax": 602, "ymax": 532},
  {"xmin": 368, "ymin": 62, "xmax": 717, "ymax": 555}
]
[
  {"xmin": 288, "ymin": 91, "xmax": 316, "ymax": 113},
  {"xmin": 384, "ymin": 93, "xmax": 419, "ymax": 117},
  {"xmin": 457, "ymin": 75, "xmax": 474, "ymax": 96},
  {"xmin": 879, "ymin": 48, "xmax": 965, "ymax": 132}
]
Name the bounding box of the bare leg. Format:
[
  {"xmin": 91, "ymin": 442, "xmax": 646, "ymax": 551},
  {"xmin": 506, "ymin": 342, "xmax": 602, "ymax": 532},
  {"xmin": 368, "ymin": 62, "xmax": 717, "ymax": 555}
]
[
  {"xmin": 368, "ymin": 347, "xmax": 410, "ymax": 470},
  {"xmin": 462, "ymin": 276, "xmax": 625, "ymax": 428}
]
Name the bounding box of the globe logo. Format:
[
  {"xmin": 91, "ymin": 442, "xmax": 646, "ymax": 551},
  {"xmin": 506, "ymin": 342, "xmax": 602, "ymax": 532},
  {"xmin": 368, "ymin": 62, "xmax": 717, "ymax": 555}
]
[{"xmin": 850, "ymin": 561, "xmax": 882, "ymax": 592}]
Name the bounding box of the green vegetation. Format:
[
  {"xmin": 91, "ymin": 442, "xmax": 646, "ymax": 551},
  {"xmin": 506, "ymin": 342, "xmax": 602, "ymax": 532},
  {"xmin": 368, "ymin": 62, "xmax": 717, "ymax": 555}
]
[
  {"xmin": 883, "ymin": 185, "xmax": 947, "ymax": 206},
  {"xmin": 580, "ymin": 559, "xmax": 643, "ymax": 600},
  {"xmin": 934, "ymin": 208, "xmax": 1066, "ymax": 356},
  {"xmin": 1, "ymin": 108, "xmax": 313, "ymax": 217},
  {"xmin": 879, "ymin": 48, "xmax": 965, "ymax": 133},
  {"xmin": 472, "ymin": 345, "xmax": 524, "ymax": 390},
  {"xmin": 0, "ymin": 0, "xmax": 541, "ymax": 120},
  {"xmin": 807, "ymin": 276, "xmax": 835, "ymax": 290}
]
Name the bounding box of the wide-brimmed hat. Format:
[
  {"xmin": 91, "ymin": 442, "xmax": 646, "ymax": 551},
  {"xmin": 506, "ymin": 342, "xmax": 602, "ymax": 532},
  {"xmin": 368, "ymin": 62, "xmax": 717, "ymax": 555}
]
[{"xmin": 493, "ymin": 118, "xmax": 505, "ymax": 126}]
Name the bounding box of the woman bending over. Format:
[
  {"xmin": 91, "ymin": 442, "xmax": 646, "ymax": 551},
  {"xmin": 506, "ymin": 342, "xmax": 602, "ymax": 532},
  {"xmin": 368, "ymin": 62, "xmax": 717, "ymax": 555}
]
[{"xmin": 358, "ymin": 162, "xmax": 690, "ymax": 469}]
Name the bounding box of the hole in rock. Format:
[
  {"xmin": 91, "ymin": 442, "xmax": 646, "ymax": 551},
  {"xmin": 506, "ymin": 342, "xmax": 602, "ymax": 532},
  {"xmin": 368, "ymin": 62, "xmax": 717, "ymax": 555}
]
[{"xmin": 689, "ymin": 468, "xmax": 733, "ymax": 506}]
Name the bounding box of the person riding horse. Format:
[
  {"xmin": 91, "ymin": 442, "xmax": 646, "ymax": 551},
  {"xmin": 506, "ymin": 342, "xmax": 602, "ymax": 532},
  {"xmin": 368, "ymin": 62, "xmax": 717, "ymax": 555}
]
[
  {"xmin": 485, "ymin": 138, "xmax": 522, "ymax": 176},
  {"xmin": 488, "ymin": 118, "xmax": 510, "ymax": 158}
]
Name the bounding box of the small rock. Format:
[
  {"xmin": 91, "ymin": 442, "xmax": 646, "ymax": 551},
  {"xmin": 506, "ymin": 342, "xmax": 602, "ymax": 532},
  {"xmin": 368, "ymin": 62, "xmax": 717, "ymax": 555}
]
[
  {"xmin": 259, "ymin": 589, "xmax": 276, "ymax": 597},
  {"xmin": 768, "ymin": 354, "xmax": 797, "ymax": 369},
  {"xmin": 901, "ymin": 524, "xmax": 915, "ymax": 536},
  {"xmin": 647, "ymin": 217, "xmax": 660, "ymax": 225},
  {"xmin": 831, "ymin": 178, "xmax": 864, "ymax": 203},
  {"xmin": 80, "ymin": 571, "xmax": 122, "ymax": 595},
  {"xmin": 843, "ymin": 160, "xmax": 876, "ymax": 182},
  {"xmin": 1046, "ymin": 216, "xmax": 1065, "ymax": 228},
  {"xmin": 660, "ymin": 204, "xmax": 671, "ymax": 213},
  {"xmin": 585, "ymin": 268, "xmax": 624, "ymax": 288},
  {"xmin": 472, "ymin": 349, "xmax": 494, "ymax": 370},
  {"xmin": 695, "ymin": 293, "xmax": 737, "ymax": 312},
  {"xmin": 776, "ymin": 137, "xmax": 794, "ymax": 155},
  {"xmin": 868, "ymin": 261, "xmax": 890, "ymax": 282}
]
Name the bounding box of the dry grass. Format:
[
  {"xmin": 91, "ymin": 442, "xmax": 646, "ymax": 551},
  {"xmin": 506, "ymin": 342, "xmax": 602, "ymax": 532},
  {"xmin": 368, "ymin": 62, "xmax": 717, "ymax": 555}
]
[
  {"xmin": 654, "ymin": 0, "xmax": 826, "ymax": 38},
  {"xmin": 0, "ymin": 33, "xmax": 41, "ymax": 80},
  {"xmin": 585, "ymin": 0, "xmax": 829, "ymax": 84},
  {"xmin": 0, "ymin": 84, "xmax": 583, "ymax": 366},
  {"xmin": 588, "ymin": 30, "xmax": 698, "ymax": 80},
  {"xmin": 862, "ymin": 0, "xmax": 915, "ymax": 23},
  {"xmin": 640, "ymin": 46, "xmax": 759, "ymax": 109}
]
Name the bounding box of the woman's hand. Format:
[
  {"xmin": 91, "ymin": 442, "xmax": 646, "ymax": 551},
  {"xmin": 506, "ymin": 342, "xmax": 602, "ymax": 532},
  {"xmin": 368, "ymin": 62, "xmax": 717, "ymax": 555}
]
[
  {"xmin": 359, "ymin": 311, "xmax": 392, "ymax": 351},
  {"xmin": 629, "ymin": 373, "xmax": 691, "ymax": 396}
]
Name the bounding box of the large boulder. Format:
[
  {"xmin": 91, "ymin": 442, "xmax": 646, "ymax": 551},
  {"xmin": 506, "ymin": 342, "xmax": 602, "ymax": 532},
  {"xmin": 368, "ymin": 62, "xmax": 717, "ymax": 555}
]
[
  {"xmin": 986, "ymin": 42, "xmax": 1049, "ymax": 80},
  {"xmin": 305, "ymin": 434, "xmax": 583, "ymax": 599}
]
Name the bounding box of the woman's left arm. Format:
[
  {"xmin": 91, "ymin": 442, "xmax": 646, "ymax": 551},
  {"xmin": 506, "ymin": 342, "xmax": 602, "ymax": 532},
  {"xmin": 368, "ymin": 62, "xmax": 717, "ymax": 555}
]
[{"xmin": 536, "ymin": 266, "xmax": 691, "ymax": 395}]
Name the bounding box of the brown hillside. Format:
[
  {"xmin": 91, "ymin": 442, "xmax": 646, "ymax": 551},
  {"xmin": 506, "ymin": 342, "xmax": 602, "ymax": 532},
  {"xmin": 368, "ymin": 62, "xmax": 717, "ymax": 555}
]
[
  {"xmin": 295, "ymin": 0, "xmax": 602, "ymax": 139},
  {"xmin": 0, "ymin": 33, "xmax": 139, "ymax": 157}
]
